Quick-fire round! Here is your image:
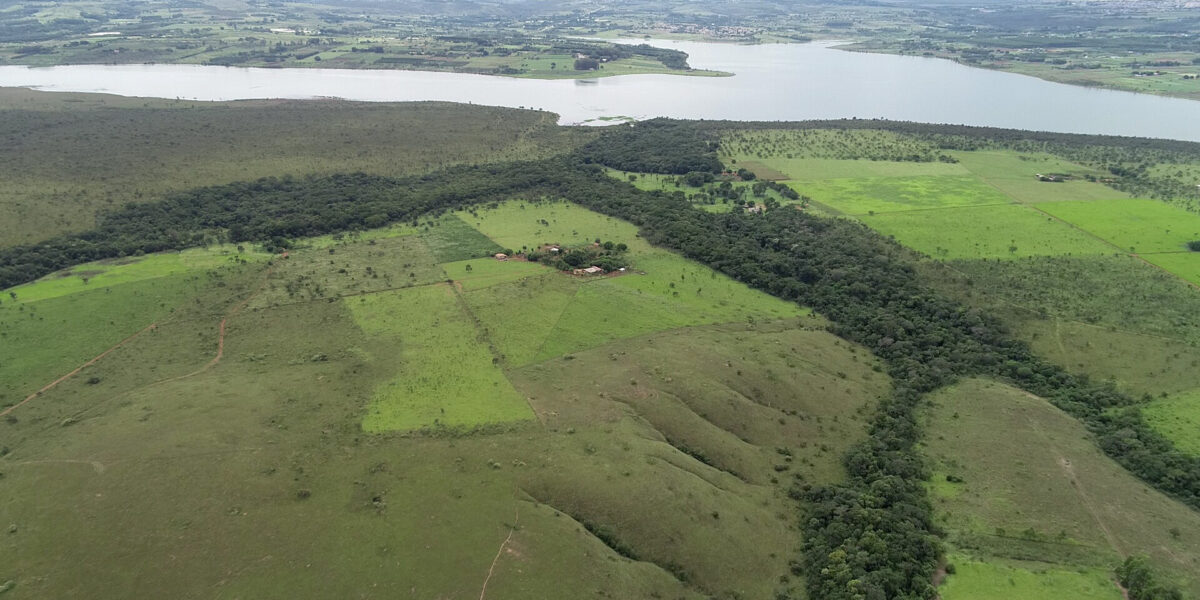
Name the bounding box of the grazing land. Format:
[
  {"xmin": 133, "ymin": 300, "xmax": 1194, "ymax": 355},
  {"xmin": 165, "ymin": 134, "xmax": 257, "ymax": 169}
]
[
  {"xmin": 1143, "ymin": 389, "xmax": 1200, "ymax": 457},
  {"xmin": 6, "ymin": 95, "xmax": 1200, "ymax": 599},
  {"xmin": 923, "ymin": 379, "xmax": 1200, "ymax": 598}
]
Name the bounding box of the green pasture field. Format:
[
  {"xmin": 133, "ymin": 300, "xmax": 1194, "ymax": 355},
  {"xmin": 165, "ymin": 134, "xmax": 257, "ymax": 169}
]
[
  {"xmin": 346, "ymin": 283, "xmax": 534, "ymax": 432},
  {"xmin": 952, "ymin": 151, "xmax": 1124, "ymax": 204},
  {"xmin": 0, "ymin": 220, "xmax": 866, "ymax": 598},
  {"xmin": 455, "ymin": 201, "xmax": 808, "ymax": 365},
  {"xmin": 939, "ymin": 557, "xmax": 1122, "ymax": 600},
  {"xmin": 1142, "ymin": 388, "xmax": 1200, "ymax": 456},
  {"xmin": 1143, "ymin": 252, "xmax": 1200, "ymax": 287},
  {"xmin": 3, "ymin": 244, "xmax": 266, "ymax": 304},
  {"xmin": 1037, "ymin": 198, "xmax": 1200, "ymax": 254},
  {"xmin": 461, "ymin": 272, "xmax": 579, "ymax": 366},
  {"xmin": 922, "ymin": 379, "xmax": 1200, "ymax": 597},
  {"xmin": 459, "ymin": 200, "xmax": 655, "ymax": 255},
  {"xmin": 0, "ymin": 272, "xmax": 215, "ymax": 409},
  {"xmin": 1018, "ymin": 319, "xmax": 1200, "ymax": 398},
  {"xmin": 249, "ymin": 233, "xmax": 446, "ymax": 309},
  {"xmin": 790, "ymin": 175, "xmax": 1010, "ymax": 215},
  {"xmin": 863, "ymin": 204, "xmax": 1116, "ymax": 259},
  {"xmin": 419, "ymin": 214, "xmax": 506, "ymax": 263},
  {"xmin": 442, "ymin": 257, "xmax": 553, "ymax": 291}
]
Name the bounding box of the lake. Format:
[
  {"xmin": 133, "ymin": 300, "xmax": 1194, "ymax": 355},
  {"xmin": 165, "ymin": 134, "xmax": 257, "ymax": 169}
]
[{"xmin": 2, "ymin": 39, "xmax": 1200, "ymax": 141}]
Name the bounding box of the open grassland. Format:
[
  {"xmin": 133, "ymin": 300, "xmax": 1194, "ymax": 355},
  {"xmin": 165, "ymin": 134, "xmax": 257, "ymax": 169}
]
[
  {"xmin": 1037, "ymin": 198, "xmax": 1200, "ymax": 254},
  {"xmin": 953, "ymin": 151, "xmax": 1124, "ymax": 204},
  {"xmin": 921, "ymin": 255, "xmax": 1200, "ymax": 345},
  {"xmin": 939, "ymin": 557, "xmax": 1122, "ymax": 600},
  {"xmin": 456, "ymin": 201, "xmax": 808, "ymax": 365},
  {"xmin": 249, "ymin": 233, "xmax": 446, "ymax": 309},
  {"xmin": 419, "ymin": 214, "xmax": 506, "ymax": 262},
  {"xmin": 460, "ymin": 200, "xmax": 655, "ymax": 254},
  {"xmin": 0, "ymin": 251, "xmax": 266, "ymax": 411},
  {"xmin": 923, "ymin": 379, "xmax": 1200, "ymax": 598},
  {"xmin": 0, "ymin": 89, "xmax": 586, "ymax": 247},
  {"xmin": 3, "ymin": 244, "xmax": 266, "ymax": 304},
  {"xmin": 918, "ymin": 255, "xmax": 1200, "ymax": 399},
  {"xmin": 1017, "ymin": 319, "xmax": 1200, "ymax": 398},
  {"xmin": 1143, "ymin": 389, "xmax": 1200, "ymax": 456},
  {"xmin": 1143, "ymin": 252, "xmax": 1200, "ymax": 287},
  {"xmin": 863, "ymin": 204, "xmax": 1116, "ymax": 259},
  {"xmin": 442, "ymin": 258, "xmax": 553, "ymax": 291},
  {"xmin": 346, "ymin": 284, "xmax": 534, "ymax": 432},
  {"xmin": 790, "ymin": 175, "xmax": 1010, "ymax": 215},
  {"xmin": 0, "ymin": 213, "xmax": 881, "ymax": 598}
]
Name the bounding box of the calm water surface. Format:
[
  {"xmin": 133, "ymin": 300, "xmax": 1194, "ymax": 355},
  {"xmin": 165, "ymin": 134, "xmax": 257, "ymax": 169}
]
[{"xmin": 3, "ymin": 39, "xmax": 1200, "ymax": 141}]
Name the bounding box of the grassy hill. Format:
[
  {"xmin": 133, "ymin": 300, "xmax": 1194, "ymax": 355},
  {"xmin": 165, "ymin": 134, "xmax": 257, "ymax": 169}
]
[{"xmin": 0, "ymin": 197, "xmax": 885, "ymax": 599}]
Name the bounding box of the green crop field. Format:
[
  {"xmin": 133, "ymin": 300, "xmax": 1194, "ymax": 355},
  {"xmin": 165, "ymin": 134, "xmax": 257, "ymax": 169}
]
[
  {"xmin": 419, "ymin": 214, "xmax": 506, "ymax": 263},
  {"xmin": 1143, "ymin": 389, "xmax": 1200, "ymax": 456},
  {"xmin": 923, "ymin": 379, "xmax": 1200, "ymax": 597},
  {"xmin": 939, "ymin": 557, "xmax": 1122, "ymax": 600},
  {"xmin": 1037, "ymin": 198, "xmax": 1200, "ymax": 254},
  {"xmin": 790, "ymin": 175, "xmax": 1011, "ymax": 215},
  {"xmin": 863, "ymin": 204, "xmax": 1116, "ymax": 259},
  {"xmin": 346, "ymin": 284, "xmax": 534, "ymax": 432},
  {"xmin": 743, "ymin": 157, "xmax": 968, "ymax": 180}
]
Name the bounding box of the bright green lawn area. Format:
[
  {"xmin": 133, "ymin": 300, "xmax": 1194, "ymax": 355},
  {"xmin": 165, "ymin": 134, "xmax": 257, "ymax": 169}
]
[
  {"xmin": 863, "ymin": 204, "xmax": 1116, "ymax": 259},
  {"xmin": 442, "ymin": 257, "xmax": 553, "ymax": 291},
  {"xmin": 4, "ymin": 244, "xmax": 266, "ymax": 304},
  {"xmin": 458, "ymin": 200, "xmax": 655, "ymax": 255},
  {"xmin": 0, "ymin": 272, "xmax": 208, "ymax": 407},
  {"xmin": 953, "ymin": 150, "xmax": 1123, "ymax": 204},
  {"xmin": 1142, "ymin": 252, "xmax": 1200, "ymax": 286},
  {"xmin": 1037, "ymin": 199, "xmax": 1200, "ymax": 254},
  {"xmin": 345, "ymin": 284, "xmax": 533, "ymax": 432},
  {"xmin": 747, "ymin": 157, "xmax": 968, "ymax": 180},
  {"xmin": 1143, "ymin": 389, "xmax": 1200, "ymax": 456},
  {"xmin": 790, "ymin": 175, "xmax": 1011, "ymax": 215},
  {"xmin": 939, "ymin": 558, "xmax": 1122, "ymax": 600}
]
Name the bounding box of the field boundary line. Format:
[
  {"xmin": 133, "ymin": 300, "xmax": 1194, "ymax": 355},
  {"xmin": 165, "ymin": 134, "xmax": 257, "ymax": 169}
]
[
  {"xmin": 850, "ymin": 201, "xmax": 1014, "ymax": 217},
  {"xmin": 2, "ymin": 321, "xmax": 158, "ymax": 418},
  {"xmin": 975, "ymin": 175, "xmax": 1200, "ymax": 290}
]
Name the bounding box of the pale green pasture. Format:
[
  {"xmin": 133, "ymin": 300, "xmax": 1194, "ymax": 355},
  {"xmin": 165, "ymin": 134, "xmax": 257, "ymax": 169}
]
[
  {"xmin": 459, "ymin": 200, "xmax": 654, "ymax": 255},
  {"xmin": 939, "ymin": 558, "xmax": 1121, "ymax": 600},
  {"xmin": 1143, "ymin": 388, "xmax": 1200, "ymax": 456},
  {"xmin": 1037, "ymin": 198, "xmax": 1200, "ymax": 254},
  {"xmin": 345, "ymin": 284, "xmax": 533, "ymax": 432},
  {"xmin": 5, "ymin": 245, "xmax": 266, "ymax": 304},
  {"xmin": 1142, "ymin": 252, "xmax": 1200, "ymax": 286},
  {"xmin": 442, "ymin": 257, "xmax": 553, "ymax": 291},
  {"xmin": 790, "ymin": 175, "xmax": 1011, "ymax": 215},
  {"xmin": 953, "ymin": 151, "xmax": 1123, "ymax": 204},
  {"xmin": 863, "ymin": 204, "xmax": 1115, "ymax": 259}
]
